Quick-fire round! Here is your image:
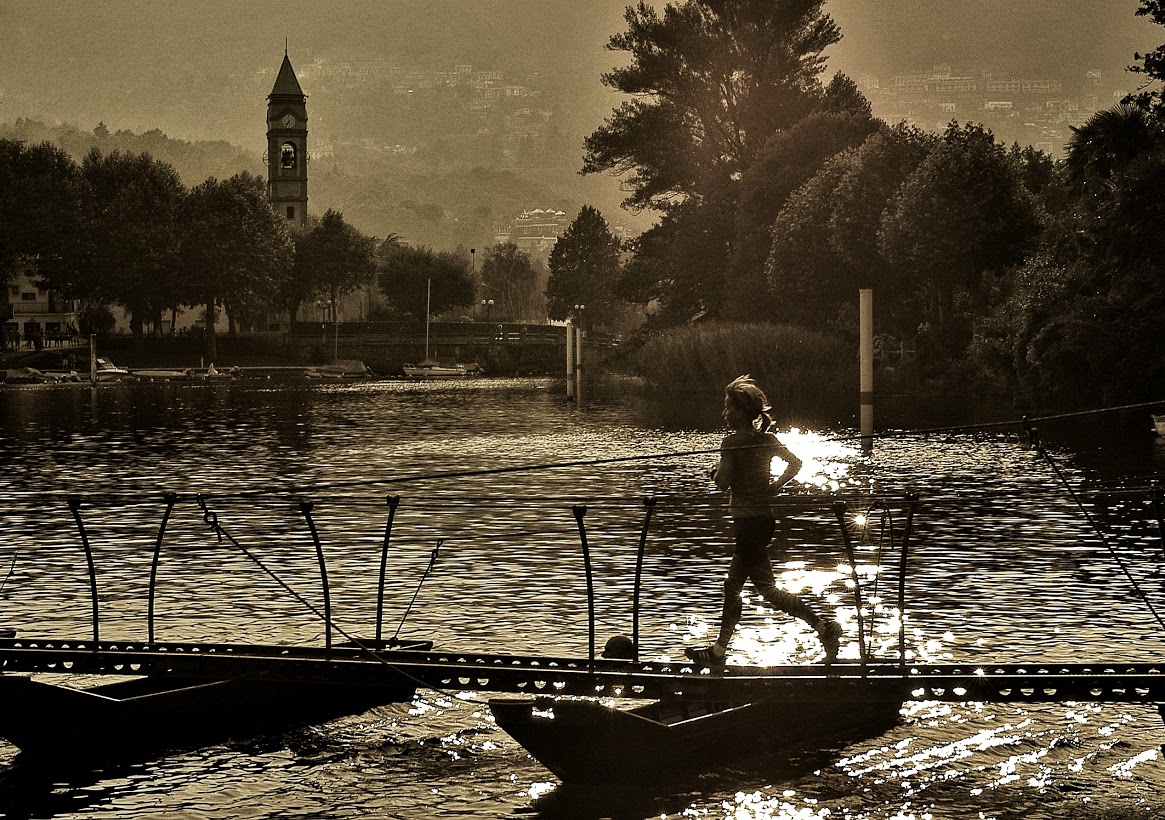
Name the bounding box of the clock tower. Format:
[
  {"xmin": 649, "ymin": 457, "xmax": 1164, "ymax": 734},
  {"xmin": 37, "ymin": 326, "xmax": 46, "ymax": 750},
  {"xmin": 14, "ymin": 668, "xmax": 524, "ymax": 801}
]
[{"xmin": 267, "ymin": 50, "xmax": 308, "ymax": 227}]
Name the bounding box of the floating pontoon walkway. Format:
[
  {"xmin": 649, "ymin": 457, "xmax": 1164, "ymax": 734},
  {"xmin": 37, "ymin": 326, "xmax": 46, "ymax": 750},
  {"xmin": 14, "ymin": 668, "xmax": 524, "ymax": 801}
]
[{"xmin": 2, "ymin": 638, "xmax": 1164, "ymax": 705}]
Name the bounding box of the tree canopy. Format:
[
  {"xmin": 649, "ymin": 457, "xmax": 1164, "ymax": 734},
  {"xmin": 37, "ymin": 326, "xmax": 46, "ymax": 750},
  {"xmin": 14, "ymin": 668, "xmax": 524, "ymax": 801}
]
[
  {"xmin": 584, "ymin": 0, "xmax": 842, "ymax": 210},
  {"xmin": 545, "ymin": 206, "xmax": 623, "ymax": 328},
  {"xmin": 288, "ymin": 209, "xmax": 378, "ymax": 322},
  {"xmin": 1128, "ymin": 0, "xmax": 1165, "ymax": 119},
  {"xmin": 376, "ymin": 243, "xmax": 475, "ymax": 319},
  {"xmin": 479, "ymin": 242, "xmax": 543, "ymax": 322},
  {"xmin": 0, "ymin": 140, "xmax": 85, "ymax": 288},
  {"xmin": 583, "ymin": 0, "xmax": 860, "ymax": 327},
  {"xmin": 178, "ymin": 173, "xmax": 293, "ymax": 360},
  {"xmin": 75, "ymin": 149, "xmax": 187, "ymax": 341}
]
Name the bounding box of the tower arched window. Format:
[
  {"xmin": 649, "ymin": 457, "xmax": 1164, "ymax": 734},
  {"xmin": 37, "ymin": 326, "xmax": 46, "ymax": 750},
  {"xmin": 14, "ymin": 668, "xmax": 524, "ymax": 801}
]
[{"xmin": 280, "ymin": 142, "xmax": 297, "ymax": 171}]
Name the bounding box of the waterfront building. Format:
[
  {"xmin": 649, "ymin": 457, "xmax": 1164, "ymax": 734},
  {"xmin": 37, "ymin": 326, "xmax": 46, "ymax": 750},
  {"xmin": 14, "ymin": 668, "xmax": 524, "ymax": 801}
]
[{"xmin": 2, "ymin": 262, "xmax": 80, "ymax": 350}]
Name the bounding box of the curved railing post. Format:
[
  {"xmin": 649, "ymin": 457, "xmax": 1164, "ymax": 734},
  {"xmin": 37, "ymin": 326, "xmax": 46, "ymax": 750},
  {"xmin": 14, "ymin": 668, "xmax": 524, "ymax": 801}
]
[
  {"xmin": 572, "ymin": 505, "xmax": 595, "ymax": 669},
  {"xmin": 147, "ymin": 492, "xmax": 178, "ymax": 644},
  {"xmin": 299, "ymin": 499, "xmax": 332, "ymax": 654},
  {"xmin": 896, "ymin": 494, "xmax": 919, "ymax": 668},
  {"xmin": 67, "ymin": 496, "xmax": 100, "ymax": 645},
  {"xmin": 833, "ymin": 501, "xmax": 868, "ymax": 668},
  {"xmin": 1151, "ymin": 484, "xmax": 1164, "ymax": 560},
  {"xmin": 376, "ymin": 495, "xmax": 401, "ymax": 647},
  {"xmin": 632, "ymin": 497, "xmax": 657, "ymax": 662}
]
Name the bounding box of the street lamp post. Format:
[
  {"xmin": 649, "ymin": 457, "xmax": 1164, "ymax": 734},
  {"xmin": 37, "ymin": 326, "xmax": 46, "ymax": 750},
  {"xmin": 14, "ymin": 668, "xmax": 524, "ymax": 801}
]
[{"xmin": 481, "ymin": 299, "xmax": 494, "ymax": 322}]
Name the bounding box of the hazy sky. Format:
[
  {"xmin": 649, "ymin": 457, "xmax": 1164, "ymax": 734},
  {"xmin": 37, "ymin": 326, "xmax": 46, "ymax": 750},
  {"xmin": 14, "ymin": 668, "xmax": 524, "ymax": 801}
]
[{"xmin": 0, "ymin": 0, "xmax": 1159, "ymax": 148}]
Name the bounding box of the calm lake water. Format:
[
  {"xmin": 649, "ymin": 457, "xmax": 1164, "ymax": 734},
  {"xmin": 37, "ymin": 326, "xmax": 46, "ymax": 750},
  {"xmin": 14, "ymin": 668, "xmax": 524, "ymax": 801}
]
[{"xmin": 1, "ymin": 377, "xmax": 1164, "ymax": 819}]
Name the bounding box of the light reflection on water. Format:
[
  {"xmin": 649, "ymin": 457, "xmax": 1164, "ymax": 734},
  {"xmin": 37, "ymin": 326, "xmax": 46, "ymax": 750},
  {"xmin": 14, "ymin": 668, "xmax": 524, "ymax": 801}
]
[{"xmin": 0, "ymin": 378, "xmax": 1164, "ymax": 818}]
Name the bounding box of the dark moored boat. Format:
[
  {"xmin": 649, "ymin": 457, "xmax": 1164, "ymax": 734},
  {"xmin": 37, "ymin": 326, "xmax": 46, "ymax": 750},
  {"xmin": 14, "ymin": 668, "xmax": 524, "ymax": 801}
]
[
  {"xmin": 0, "ymin": 639, "xmax": 432, "ymax": 759},
  {"xmin": 490, "ymin": 674, "xmax": 906, "ymax": 785}
]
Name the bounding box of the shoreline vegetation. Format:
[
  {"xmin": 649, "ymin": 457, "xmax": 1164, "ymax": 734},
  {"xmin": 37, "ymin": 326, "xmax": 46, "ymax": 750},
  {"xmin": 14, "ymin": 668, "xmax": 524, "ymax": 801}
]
[{"xmin": 627, "ymin": 322, "xmax": 856, "ymax": 407}]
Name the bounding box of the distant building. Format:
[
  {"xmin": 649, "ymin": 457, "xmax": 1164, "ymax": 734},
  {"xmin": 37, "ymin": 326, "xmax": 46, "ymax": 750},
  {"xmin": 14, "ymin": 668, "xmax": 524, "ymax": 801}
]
[
  {"xmin": 496, "ymin": 209, "xmax": 571, "ymax": 258},
  {"xmin": 3, "ymin": 261, "xmax": 80, "ymax": 350},
  {"xmin": 267, "ymin": 51, "xmax": 309, "ymax": 228}
]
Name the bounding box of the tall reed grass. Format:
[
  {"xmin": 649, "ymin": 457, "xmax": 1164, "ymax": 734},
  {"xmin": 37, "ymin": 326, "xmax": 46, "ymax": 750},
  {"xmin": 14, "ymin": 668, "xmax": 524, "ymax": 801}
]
[{"xmin": 626, "ymin": 322, "xmax": 856, "ymax": 413}]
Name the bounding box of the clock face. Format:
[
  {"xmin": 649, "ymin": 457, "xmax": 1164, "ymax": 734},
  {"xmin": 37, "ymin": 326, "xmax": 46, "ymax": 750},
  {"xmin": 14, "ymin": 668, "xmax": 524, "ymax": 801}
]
[{"xmin": 281, "ymin": 114, "xmax": 296, "ymax": 128}]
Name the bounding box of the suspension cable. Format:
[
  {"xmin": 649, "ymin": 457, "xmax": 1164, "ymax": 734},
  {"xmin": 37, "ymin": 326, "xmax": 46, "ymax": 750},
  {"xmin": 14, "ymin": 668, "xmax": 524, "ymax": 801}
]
[
  {"xmin": 1026, "ymin": 423, "xmax": 1165, "ymax": 635},
  {"xmin": 194, "ymin": 494, "xmax": 462, "ymax": 698}
]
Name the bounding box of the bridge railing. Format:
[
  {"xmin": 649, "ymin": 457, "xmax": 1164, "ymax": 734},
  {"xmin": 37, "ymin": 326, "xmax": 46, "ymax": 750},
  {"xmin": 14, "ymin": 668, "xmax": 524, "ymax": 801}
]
[
  {"xmin": 54, "ymin": 489, "xmax": 918, "ymax": 669},
  {"xmin": 289, "ymin": 320, "xmax": 621, "ymax": 349}
]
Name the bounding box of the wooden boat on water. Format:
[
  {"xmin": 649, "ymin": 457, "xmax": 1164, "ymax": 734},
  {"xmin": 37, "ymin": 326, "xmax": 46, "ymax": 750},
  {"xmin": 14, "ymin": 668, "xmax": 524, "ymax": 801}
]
[
  {"xmin": 0, "ymin": 638, "xmax": 432, "ymax": 759},
  {"xmin": 489, "ymin": 670, "xmax": 907, "ymax": 785},
  {"xmin": 305, "ymin": 359, "xmax": 375, "ymax": 380},
  {"xmin": 402, "ymin": 360, "xmax": 479, "ymax": 379},
  {"xmin": 402, "ymin": 279, "xmax": 480, "ymax": 378}
]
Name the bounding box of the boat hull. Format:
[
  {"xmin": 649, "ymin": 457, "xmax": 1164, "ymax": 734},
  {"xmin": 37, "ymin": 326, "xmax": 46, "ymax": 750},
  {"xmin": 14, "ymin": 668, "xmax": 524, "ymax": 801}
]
[
  {"xmin": 0, "ymin": 674, "xmax": 420, "ymax": 759},
  {"xmin": 402, "ymin": 365, "xmax": 470, "ymax": 378},
  {"xmin": 490, "ymin": 680, "xmax": 906, "ymax": 785}
]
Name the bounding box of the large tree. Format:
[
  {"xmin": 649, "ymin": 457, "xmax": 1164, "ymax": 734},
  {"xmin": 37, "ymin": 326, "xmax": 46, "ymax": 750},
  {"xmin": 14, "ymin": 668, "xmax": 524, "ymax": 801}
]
[
  {"xmin": 73, "ymin": 149, "xmax": 186, "ymax": 343},
  {"xmin": 727, "ymin": 100, "xmax": 877, "ymax": 319},
  {"xmin": 179, "ymin": 173, "xmax": 293, "ymax": 361},
  {"xmin": 878, "ymin": 123, "xmax": 1041, "ymax": 355},
  {"xmin": 0, "ymin": 140, "xmax": 85, "ymax": 288},
  {"xmin": 584, "ymin": 0, "xmax": 842, "ymax": 207},
  {"xmin": 583, "ymin": 0, "xmax": 846, "ymax": 325},
  {"xmin": 376, "ymin": 244, "xmax": 475, "ymax": 320},
  {"xmin": 766, "ymin": 122, "xmax": 935, "ymax": 333},
  {"xmin": 545, "ymin": 206, "xmax": 623, "ymax": 328},
  {"xmin": 289, "ymin": 209, "xmax": 378, "ymax": 323},
  {"xmin": 1127, "ymin": 0, "xmax": 1165, "ymax": 119},
  {"xmin": 479, "ymin": 242, "xmax": 543, "ymax": 323}
]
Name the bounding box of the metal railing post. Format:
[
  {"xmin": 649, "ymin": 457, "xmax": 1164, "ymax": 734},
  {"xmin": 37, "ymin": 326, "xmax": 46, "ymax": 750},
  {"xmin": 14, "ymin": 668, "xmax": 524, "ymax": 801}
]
[
  {"xmin": 67, "ymin": 496, "xmax": 100, "ymax": 645},
  {"xmin": 572, "ymin": 505, "xmax": 595, "ymax": 668},
  {"xmin": 632, "ymin": 497, "xmax": 657, "ymax": 662},
  {"xmin": 898, "ymin": 494, "xmax": 919, "ymax": 668},
  {"xmin": 147, "ymin": 492, "xmax": 178, "ymax": 644},
  {"xmin": 299, "ymin": 500, "xmax": 332, "ymax": 653},
  {"xmin": 376, "ymin": 495, "xmax": 401, "ymax": 647},
  {"xmin": 833, "ymin": 501, "xmax": 868, "ymax": 668},
  {"xmin": 1151, "ymin": 484, "xmax": 1164, "ymax": 560}
]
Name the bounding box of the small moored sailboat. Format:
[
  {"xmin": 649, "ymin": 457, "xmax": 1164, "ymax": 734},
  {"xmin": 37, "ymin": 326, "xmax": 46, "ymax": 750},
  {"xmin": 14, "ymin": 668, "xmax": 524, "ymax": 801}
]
[{"xmin": 402, "ymin": 279, "xmax": 480, "ymax": 379}]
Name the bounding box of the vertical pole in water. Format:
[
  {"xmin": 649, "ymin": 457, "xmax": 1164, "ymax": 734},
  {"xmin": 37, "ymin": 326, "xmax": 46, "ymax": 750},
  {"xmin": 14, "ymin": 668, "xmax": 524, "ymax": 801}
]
[
  {"xmin": 575, "ymin": 326, "xmax": 585, "ymax": 409},
  {"xmin": 89, "ymin": 334, "xmax": 97, "ymax": 385},
  {"xmin": 859, "ymin": 289, "xmax": 874, "ymax": 452},
  {"xmin": 424, "ymin": 279, "xmax": 432, "ymax": 361},
  {"xmin": 565, "ymin": 319, "xmax": 575, "ymax": 400}
]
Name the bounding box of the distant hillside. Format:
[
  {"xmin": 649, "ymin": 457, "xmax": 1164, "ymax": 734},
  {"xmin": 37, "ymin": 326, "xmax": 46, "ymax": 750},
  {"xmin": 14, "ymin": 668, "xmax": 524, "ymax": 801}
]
[
  {"xmin": 827, "ymin": 0, "xmax": 1157, "ymax": 83},
  {"xmin": 0, "ymin": 119, "xmax": 260, "ymax": 187},
  {"xmin": 0, "ymin": 118, "xmax": 634, "ymax": 250}
]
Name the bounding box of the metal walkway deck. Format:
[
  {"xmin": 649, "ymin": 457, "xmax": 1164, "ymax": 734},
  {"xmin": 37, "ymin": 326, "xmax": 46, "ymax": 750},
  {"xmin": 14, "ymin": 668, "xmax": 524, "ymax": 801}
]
[{"xmin": 3, "ymin": 639, "xmax": 1164, "ymax": 705}]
